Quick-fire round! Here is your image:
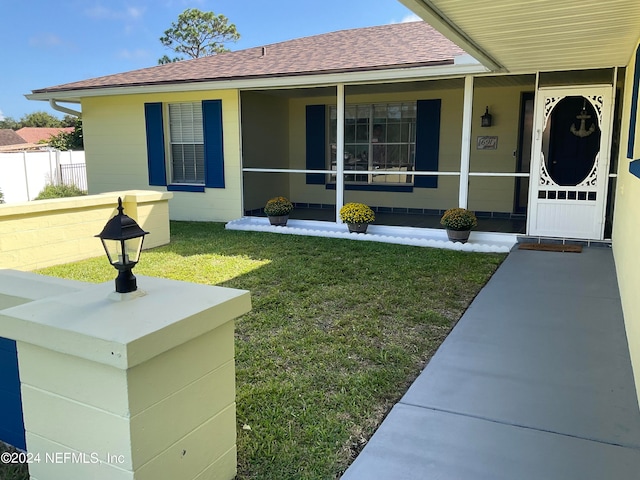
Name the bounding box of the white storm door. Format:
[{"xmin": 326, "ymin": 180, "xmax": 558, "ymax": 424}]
[{"xmin": 528, "ymin": 86, "xmax": 613, "ymax": 240}]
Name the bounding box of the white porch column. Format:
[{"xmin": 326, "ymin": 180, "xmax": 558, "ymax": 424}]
[
  {"xmin": 459, "ymin": 76, "xmax": 474, "ymax": 208},
  {"xmin": 336, "ymin": 83, "xmax": 345, "ymax": 223}
]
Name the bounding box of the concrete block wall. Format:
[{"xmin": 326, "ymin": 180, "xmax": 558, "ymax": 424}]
[
  {"xmin": 0, "ymin": 274, "xmax": 251, "ymax": 480},
  {"xmin": 0, "ymin": 190, "xmax": 172, "ymax": 271}
]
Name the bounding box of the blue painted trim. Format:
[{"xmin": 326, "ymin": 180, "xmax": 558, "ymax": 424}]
[
  {"xmin": 325, "ymin": 183, "xmax": 413, "ymax": 192},
  {"xmin": 306, "ymin": 105, "xmax": 326, "ymax": 184},
  {"xmin": 415, "ymin": 99, "xmax": 441, "ymax": 188},
  {"xmin": 144, "ymin": 103, "xmax": 167, "ymax": 186},
  {"xmin": 167, "ymin": 184, "xmax": 205, "ymax": 192},
  {"xmin": 628, "ymin": 46, "xmax": 640, "ymax": 160},
  {"xmin": 0, "ymin": 337, "xmax": 25, "ymax": 450},
  {"xmin": 630, "ymin": 159, "xmax": 640, "ymax": 179},
  {"xmin": 202, "ymin": 100, "xmax": 225, "ymax": 189}
]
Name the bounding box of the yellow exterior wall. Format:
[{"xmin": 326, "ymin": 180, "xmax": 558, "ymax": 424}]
[
  {"xmin": 287, "ymin": 84, "xmax": 531, "ymax": 212},
  {"xmin": 468, "ymin": 84, "xmax": 534, "ymax": 212},
  {"xmin": 241, "ymin": 91, "xmax": 290, "ymax": 211},
  {"xmin": 80, "ymin": 82, "xmax": 530, "ymax": 221},
  {"xmin": 82, "ymin": 90, "xmax": 243, "ymax": 222},
  {"xmin": 0, "ymin": 190, "xmax": 171, "ymax": 271},
  {"xmin": 613, "ymin": 40, "xmax": 640, "ymax": 404}
]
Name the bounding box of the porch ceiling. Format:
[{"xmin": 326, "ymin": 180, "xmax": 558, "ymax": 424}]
[{"xmin": 400, "ymin": 0, "xmax": 640, "ymax": 73}]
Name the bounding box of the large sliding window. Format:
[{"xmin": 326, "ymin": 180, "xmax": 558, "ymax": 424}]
[
  {"xmin": 168, "ymin": 102, "xmax": 205, "ymax": 184},
  {"xmin": 329, "ymin": 102, "xmax": 417, "ymax": 184}
]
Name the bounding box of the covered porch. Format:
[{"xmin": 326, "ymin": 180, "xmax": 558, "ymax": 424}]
[{"xmin": 236, "ymin": 67, "xmax": 622, "ymax": 245}]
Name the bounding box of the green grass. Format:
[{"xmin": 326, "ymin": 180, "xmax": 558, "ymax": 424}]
[
  {"xmin": 11, "ymin": 222, "xmax": 504, "ymax": 479},
  {"xmin": 0, "ymin": 442, "xmax": 29, "ymax": 480}
]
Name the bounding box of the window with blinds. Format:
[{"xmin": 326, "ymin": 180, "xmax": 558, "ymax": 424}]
[
  {"xmin": 168, "ymin": 102, "xmax": 205, "ymax": 184},
  {"xmin": 329, "ymin": 102, "xmax": 417, "ymax": 184}
]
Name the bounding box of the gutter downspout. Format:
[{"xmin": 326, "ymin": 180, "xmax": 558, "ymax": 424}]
[{"xmin": 49, "ymin": 99, "xmax": 82, "ymax": 118}]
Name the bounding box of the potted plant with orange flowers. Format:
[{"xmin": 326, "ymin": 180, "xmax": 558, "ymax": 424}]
[
  {"xmin": 339, "ymin": 202, "xmax": 375, "ymax": 233},
  {"xmin": 264, "ymin": 196, "xmax": 293, "ymax": 226},
  {"xmin": 440, "ymin": 207, "xmax": 478, "ymax": 243}
]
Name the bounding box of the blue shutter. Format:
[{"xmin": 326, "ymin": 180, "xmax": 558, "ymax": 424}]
[
  {"xmin": 0, "ymin": 337, "xmax": 25, "ymax": 450},
  {"xmin": 415, "ymin": 99, "xmax": 441, "ymax": 188},
  {"xmin": 203, "ymin": 100, "xmax": 225, "ymax": 189},
  {"xmin": 144, "ymin": 103, "xmax": 167, "ymax": 186},
  {"xmin": 306, "ymin": 105, "xmax": 326, "ymax": 184}
]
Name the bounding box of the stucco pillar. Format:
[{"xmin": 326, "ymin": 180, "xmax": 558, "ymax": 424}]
[{"xmin": 0, "ymin": 275, "xmax": 251, "ymax": 480}]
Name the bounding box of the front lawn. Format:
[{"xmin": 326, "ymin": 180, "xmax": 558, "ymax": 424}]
[{"xmin": 33, "ymin": 222, "xmax": 504, "ymax": 479}]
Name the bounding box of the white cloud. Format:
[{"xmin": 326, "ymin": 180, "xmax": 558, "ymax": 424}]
[
  {"xmin": 28, "ymin": 33, "xmax": 65, "ymax": 48},
  {"xmin": 401, "ymin": 13, "xmax": 422, "ymax": 23},
  {"xmin": 117, "ymin": 48, "xmax": 151, "ymax": 60},
  {"xmin": 127, "ymin": 6, "xmax": 144, "ymax": 19},
  {"xmin": 0, "ymin": 110, "xmax": 5, "ymax": 121},
  {"xmin": 85, "ymin": 5, "xmax": 117, "ymax": 19},
  {"xmin": 85, "ymin": 4, "xmax": 145, "ymax": 21},
  {"xmin": 390, "ymin": 13, "xmax": 422, "ymax": 24}
]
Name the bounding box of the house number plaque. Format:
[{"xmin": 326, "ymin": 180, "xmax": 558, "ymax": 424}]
[{"xmin": 477, "ymin": 136, "xmax": 498, "ymax": 150}]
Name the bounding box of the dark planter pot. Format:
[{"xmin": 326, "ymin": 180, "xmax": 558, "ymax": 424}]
[
  {"xmin": 268, "ymin": 215, "xmax": 289, "ymax": 226},
  {"xmin": 347, "ymin": 223, "xmax": 369, "ymax": 234},
  {"xmin": 446, "ymin": 229, "xmax": 471, "ymax": 243}
]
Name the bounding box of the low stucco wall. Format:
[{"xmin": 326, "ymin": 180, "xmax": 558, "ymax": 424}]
[{"xmin": 0, "ymin": 190, "xmax": 172, "ymax": 271}]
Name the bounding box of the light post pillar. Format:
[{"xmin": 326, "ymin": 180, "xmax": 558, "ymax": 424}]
[{"xmin": 0, "ymin": 275, "xmax": 251, "ymax": 480}]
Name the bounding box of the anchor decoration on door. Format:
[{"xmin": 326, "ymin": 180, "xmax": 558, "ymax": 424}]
[{"xmin": 570, "ymin": 100, "xmax": 597, "ymax": 138}]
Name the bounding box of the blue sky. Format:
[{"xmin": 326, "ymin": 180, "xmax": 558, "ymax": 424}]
[{"xmin": 0, "ymin": 0, "xmax": 419, "ymax": 121}]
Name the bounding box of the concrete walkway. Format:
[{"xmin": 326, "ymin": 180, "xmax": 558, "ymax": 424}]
[{"xmin": 342, "ymin": 246, "xmax": 640, "ymax": 479}]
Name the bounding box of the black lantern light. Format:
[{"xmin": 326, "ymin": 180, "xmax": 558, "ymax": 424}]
[
  {"xmin": 96, "ymin": 197, "xmax": 149, "ymax": 293},
  {"xmin": 481, "ymin": 106, "xmax": 493, "ymax": 127}
]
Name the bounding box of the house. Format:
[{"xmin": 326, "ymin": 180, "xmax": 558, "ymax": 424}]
[
  {"xmin": 0, "ymin": 127, "xmax": 74, "ymax": 153},
  {"xmin": 0, "ymin": 129, "xmax": 27, "ymax": 147},
  {"xmin": 26, "ymin": 1, "xmax": 640, "ymax": 405},
  {"xmin": 15, "ymin": 127, "xmax": 74, "ymax": 144}
]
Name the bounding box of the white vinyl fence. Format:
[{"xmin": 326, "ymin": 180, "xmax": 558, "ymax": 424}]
[{"xmin": 0, "ymin": 150, "xmax": 86, "ymax": 203}]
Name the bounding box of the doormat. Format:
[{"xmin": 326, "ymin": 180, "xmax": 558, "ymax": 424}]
[{"xmin": 518, "ymin": 243, "xmax": 582, "ymax": 253}]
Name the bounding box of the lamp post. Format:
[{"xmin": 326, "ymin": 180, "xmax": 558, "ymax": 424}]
[{"xmin": 96, "ymin": 197, "xmax": 149, "ymax": 293}]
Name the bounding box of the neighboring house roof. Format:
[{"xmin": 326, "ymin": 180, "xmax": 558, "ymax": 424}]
[
  {"xmin": 30, "ymin": 22, "xmax": 465, "ymax": 95},
  {"xmin": 0, "ymin": 143, "xmax": 46, "ymax": 153},
  {"xmin": 16, "ymin": 127, "xmax": 74, "ymax": 144},
  {"xmin": 0, "ymin": 129, "xmax": 27, "ymax": 147}
]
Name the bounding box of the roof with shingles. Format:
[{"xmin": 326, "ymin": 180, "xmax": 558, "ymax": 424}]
[
  {"xmin": 16, "ymin": 127, "xmax": 74, "ymax": 144},
  {"xmin": 0, "ymin": 129, "xmax": 27, "ymax": 146},
  {"xmin": 32, "ymin": 22, "xmax": 464, "ymax": 94}
]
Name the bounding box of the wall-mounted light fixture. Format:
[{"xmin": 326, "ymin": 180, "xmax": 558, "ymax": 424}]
[
  {"xmin": 481, "ymin": 106, "xmax": 493, "ymax": 127},
  {"xmin": 96, "ymin": 197, "xmax": 149, "ymax": 293}
]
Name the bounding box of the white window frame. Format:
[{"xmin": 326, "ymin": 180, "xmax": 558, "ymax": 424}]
[{"xmin": 329, "ymin": 102, "xmax": 417, "ymax": 185}]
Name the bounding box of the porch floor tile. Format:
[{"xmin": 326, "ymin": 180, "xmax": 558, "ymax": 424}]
[{"xmin": 341, "ymin": 247, "xmax": 640, "ymax": 479}]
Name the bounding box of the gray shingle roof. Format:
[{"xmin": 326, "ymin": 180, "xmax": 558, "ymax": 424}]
[
  {"xmin": 32, "ymin": 22, "xmax": 464, "ymax": 94},
  {"xmin": 0, "ymin": 129, "xmax": 28, "ymax": 147}
]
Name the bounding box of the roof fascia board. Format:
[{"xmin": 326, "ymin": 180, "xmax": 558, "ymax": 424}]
[
  {"xmin": 399, "ymin": 0, "xmax": 505, "ymax": 72},
  {"xmin": 26, "ymin": 63, "xmax": 489, "ymax": 102}
]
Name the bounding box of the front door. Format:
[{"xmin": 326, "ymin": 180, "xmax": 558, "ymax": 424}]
[{"xmin": 528, "ymin": 86, "xmax": 613, "ymax": 239}]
